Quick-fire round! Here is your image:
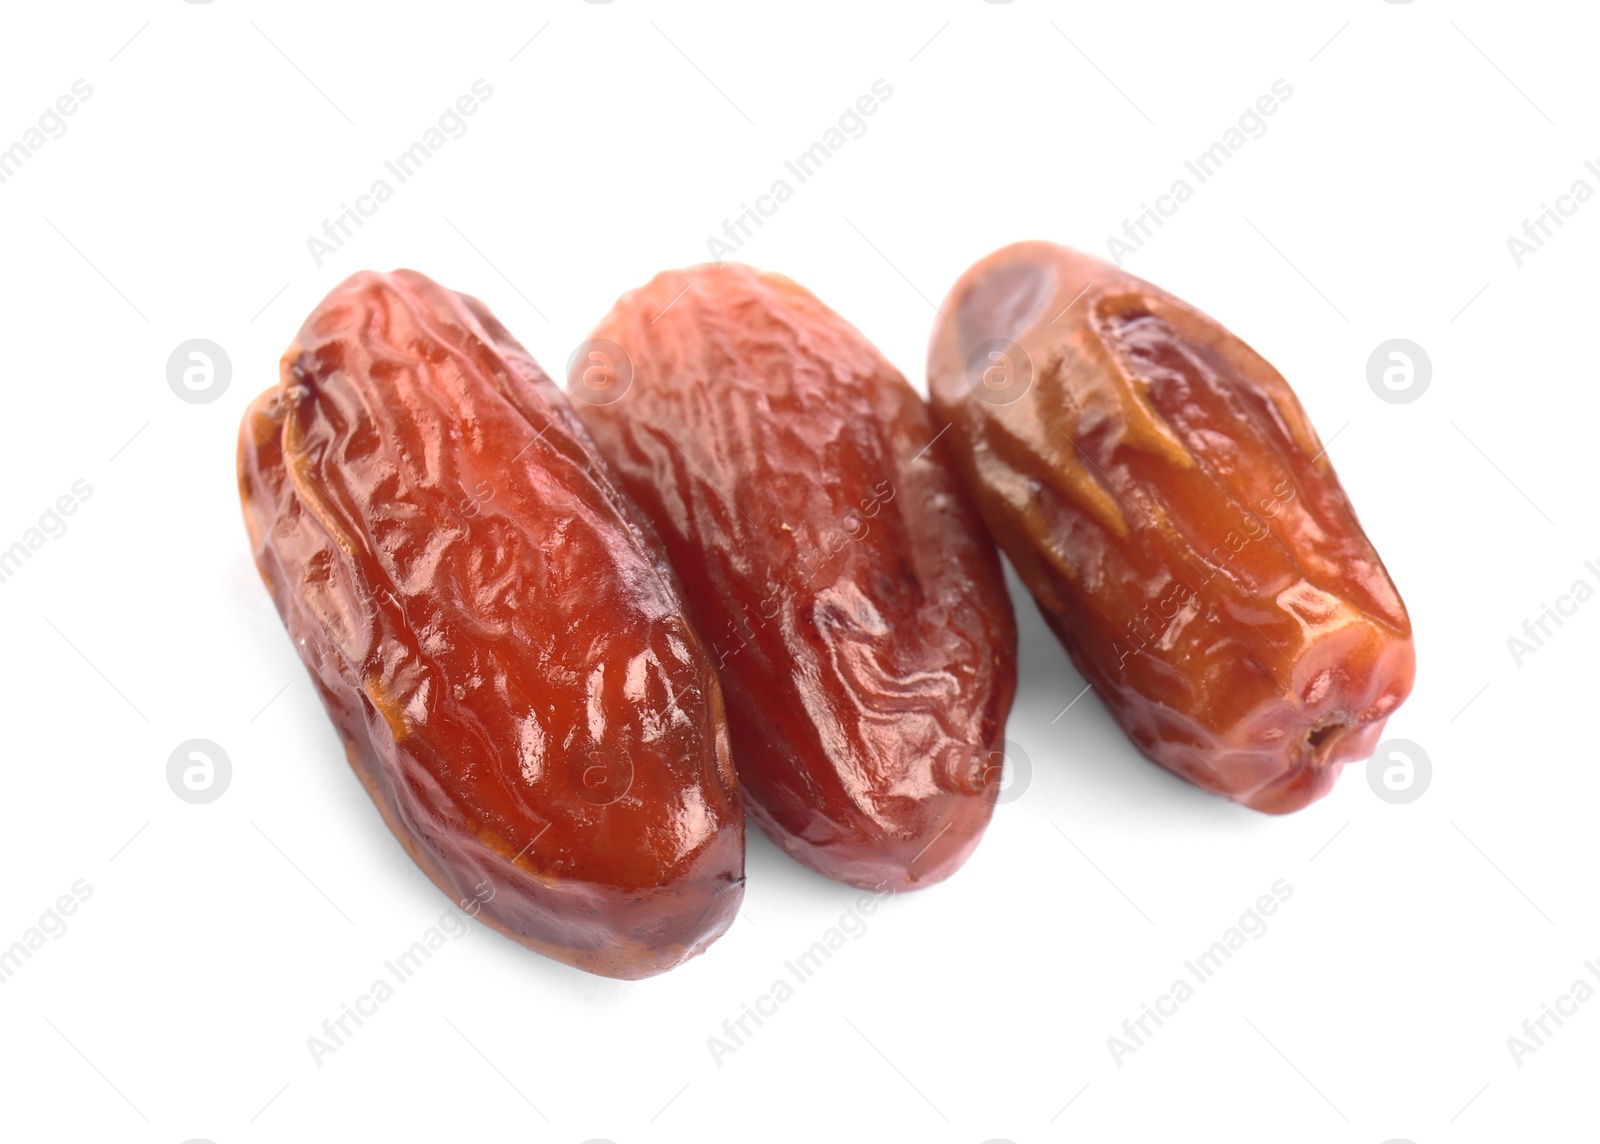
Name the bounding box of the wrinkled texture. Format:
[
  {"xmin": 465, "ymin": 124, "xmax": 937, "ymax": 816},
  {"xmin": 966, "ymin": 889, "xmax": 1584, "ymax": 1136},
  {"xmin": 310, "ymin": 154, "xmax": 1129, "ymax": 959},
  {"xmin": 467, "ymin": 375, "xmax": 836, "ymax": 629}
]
[
  {"xmin": 928, "ymin": 242, "xmax": 1414, "ymax": 813},
  {"xmin": 238, "ymin": 269, "xmax": 743, "ymax": 979},
  {"xmin": 569, "ymin": 264, "xmax": 1017, "ymax": 888}
]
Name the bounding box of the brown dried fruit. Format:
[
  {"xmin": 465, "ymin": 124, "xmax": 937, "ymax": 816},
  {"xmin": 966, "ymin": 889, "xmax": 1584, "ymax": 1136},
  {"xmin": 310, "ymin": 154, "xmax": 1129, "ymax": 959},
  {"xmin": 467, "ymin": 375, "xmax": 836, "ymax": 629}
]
[
  {"xmin": 928, "ymin": 242, "xmax": 1415, "ymax": 813},
  {"xmin": 238, "ymin": 269, "xmax": 743, "ymax": 979},
  {"xmin": 568, "ymin": 264, "xmax": 1018, "ymax": 888}
]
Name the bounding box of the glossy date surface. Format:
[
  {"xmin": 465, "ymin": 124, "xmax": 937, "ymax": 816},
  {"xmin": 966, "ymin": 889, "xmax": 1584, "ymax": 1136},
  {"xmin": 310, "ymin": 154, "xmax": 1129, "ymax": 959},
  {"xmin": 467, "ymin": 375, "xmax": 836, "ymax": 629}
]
[
  {"xmin": 928, "ymin": 243, "xmax": 1414, "ymax": 813},
  {"xmin": 569, "ymin": 264, "xmax": 1017, "ymax": 887},
  {"xmin": 238, "ymin": 269, "xmax": 743, "ymax": 978}
]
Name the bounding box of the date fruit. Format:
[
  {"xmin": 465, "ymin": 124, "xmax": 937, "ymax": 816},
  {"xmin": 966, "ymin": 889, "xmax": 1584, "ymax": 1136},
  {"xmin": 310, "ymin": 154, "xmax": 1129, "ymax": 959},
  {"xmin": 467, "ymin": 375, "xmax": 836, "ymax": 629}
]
[
  {"xmin": 568, "ymin": 264, "xmax": 1018, "ymax": 888},
  {"xmin": 928, "ymin": 242, "xmax": 1414, "ymax": 813},
  {"xmin": 237, "ymin": 269, "xmax": 744, "ymax": 979}
]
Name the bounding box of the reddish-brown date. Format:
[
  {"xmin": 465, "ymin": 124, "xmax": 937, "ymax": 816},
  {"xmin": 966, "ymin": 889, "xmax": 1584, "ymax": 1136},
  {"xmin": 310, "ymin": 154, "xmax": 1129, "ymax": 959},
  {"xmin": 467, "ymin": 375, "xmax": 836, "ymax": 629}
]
[
  {"xmin": 567, "ymin": 264, "xmax": 1017, "ymax": 888},
  {"xmin": 237, "ymin": 269, "xmax": 743, "ymax": 978},
  {"xmin": 928, "ymin": 243, "xmax": 1415, "ymax": 813}
]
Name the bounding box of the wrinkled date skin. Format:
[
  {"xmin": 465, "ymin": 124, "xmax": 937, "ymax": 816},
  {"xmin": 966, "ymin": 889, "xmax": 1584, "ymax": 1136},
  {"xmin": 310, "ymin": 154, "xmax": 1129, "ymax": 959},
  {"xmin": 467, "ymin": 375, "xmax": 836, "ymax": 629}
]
[
  {"xmin": 569, "ymin": 264, "xmax": 1017, "ymax": 888},
  {"xmin": 929, "ymin": 243, "xmax": 1414, "ymax": 813},
  {"xmin": 238, "ymin": 270, "xmax": 744, "ymax": 979}
]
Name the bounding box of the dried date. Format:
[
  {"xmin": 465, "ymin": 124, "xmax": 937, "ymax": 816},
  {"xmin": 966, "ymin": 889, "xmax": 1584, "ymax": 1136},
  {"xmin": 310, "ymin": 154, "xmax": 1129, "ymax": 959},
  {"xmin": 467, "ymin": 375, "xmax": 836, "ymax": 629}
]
[
  {"xmin": 237, "ymin": 269, "xmax": 743, "ymax": 978},
  {"xmin": 568, "ymin": 264, "xmax": 1017, "ymax": 888},
  {"xmin": 928, "ymin": 243, "xmax": 1415, "ymax": 813}
]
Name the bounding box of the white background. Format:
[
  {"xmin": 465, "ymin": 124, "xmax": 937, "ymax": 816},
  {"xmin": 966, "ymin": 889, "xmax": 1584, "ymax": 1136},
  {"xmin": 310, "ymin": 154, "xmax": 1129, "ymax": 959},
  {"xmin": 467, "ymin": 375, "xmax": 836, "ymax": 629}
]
[{"xmin": 0, "ymin": 2, "xmax": 1593, "ymax": 1141}]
